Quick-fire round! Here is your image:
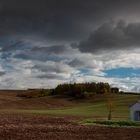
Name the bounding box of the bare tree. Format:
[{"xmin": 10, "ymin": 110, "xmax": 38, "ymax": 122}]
[{"xmin": 107, "ymin": 96, "xmax": 115, "ymax": 120}]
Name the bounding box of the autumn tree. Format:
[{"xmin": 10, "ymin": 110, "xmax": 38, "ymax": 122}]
[{"xmin": 53, "ymin": 82, "xmax": 112, "ymax": 97}]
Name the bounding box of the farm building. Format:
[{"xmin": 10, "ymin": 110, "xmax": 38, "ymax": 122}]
[{"xmin": 130, "ymin": 100, "xmax": 140, "ymax": 121}]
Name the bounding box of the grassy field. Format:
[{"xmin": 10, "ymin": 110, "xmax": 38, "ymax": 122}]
[
  {"xmin": 17, "ymin": 94, "xmax": 139, "ymax": 120},
  {"xmin": 81, "ymin": 120, "xmax": 140, "ymax": 127},
  {"xmin": 0, "ymin": 91, "xmax": 139, "ymax": 120}
]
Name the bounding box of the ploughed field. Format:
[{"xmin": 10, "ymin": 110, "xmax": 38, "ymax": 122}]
[{"xmin": 0, "ymin": 114, "xmax": 140, "ymax": 140}]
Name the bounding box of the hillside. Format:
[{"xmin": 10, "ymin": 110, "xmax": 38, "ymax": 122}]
[
  {"xmin": 0, "ymin": 90, "xmax": 139, "ymax": 120},
  {"xmin": 0, "ymin": 90, "xmax": 74, "ymax": 110}
]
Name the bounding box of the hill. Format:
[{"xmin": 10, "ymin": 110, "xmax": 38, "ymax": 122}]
[
  {"xmin": 0, "ymin": 90, "xmax": 139, "ymax": 120},
  {"xmin": 0, "ymin": 90, "xmax": 74, "ymax": 109}
]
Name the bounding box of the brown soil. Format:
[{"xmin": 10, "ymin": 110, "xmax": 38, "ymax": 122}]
[
  {"xmin": 0, "ymin": 90, "xmax": 75, "ymax": 109},
  {"xmin": 0, "ymin": 115, "xmax": 139, "ymax": 140}
]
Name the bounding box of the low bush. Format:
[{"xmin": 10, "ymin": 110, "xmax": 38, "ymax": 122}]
[
  {"xmin": 83, "ymin": 92, "xmax": 96, "ymax": 98},
  {"xmin": 17, "ymin": 89, "xmax": 52, "ymax": 98}
]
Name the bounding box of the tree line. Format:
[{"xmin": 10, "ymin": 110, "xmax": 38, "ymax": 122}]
[{"xmin": 52, "ymin": 82, "xmax": 119, "ymax": 98}]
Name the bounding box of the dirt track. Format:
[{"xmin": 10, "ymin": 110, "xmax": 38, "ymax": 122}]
[{"xmin": 0, "ymin": 115, "xmax": 139, "ymax": 140}]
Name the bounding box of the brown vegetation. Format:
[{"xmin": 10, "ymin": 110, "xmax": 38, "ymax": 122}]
[{"xmin": 17, "ymin": 89, "xmax": 51, "ymax": 98}]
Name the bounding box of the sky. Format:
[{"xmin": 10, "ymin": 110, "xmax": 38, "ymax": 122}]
[{"xmin": 0, "ymin": 0, "xmax": 140, "ymax": 91}]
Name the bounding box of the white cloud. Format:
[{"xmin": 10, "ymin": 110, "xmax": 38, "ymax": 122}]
[{"xmin": 0, "ymin": 38, "xmax": 140, "ymax": 92}]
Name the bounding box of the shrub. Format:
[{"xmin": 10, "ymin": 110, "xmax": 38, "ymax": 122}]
[{"xmin": 83, "ymin": 92, "xmax": 96, "ymax": 98}]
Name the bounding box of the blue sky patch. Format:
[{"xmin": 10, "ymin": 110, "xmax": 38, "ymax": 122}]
[
  {"xmin": 104, "ymin": 68, "xmax": 140, "ymax": 78},
  {"xmin": 79, "ymin": 68, "xmax": 90, "ymax": 75}
]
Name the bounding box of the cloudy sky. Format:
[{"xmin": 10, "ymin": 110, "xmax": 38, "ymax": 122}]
[{"xmin": 0, "ymin": 0, "xmax": 140, "ymax": 91}]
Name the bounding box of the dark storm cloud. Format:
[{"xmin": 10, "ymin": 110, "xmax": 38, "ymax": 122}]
[
  {"xmin": 14, "ymin": 51, "xmax": 63, "ymax": 62},
  {"xmin": 68, "ymin": 58, "xmax": 85, "ymax": 67},
  {"xmin": 0, "ymin": 71, "xmax": 5, "ymax": 76},
  {"xmin": 0, "ymin": 0, "xmax": 139, "ymax": 41},
  {"xmin": 0, "ymin": 0, "xmax": 95, "ymax": 40},
  {"xmin": 76, "ymin": 21, "xmax": 140, "ymax": 53},
  {"xmin": 33, "ymin": 62, "xmax": 72, "ymax": 73},
  {"xmin": 32, "ymin": 45, "xmax": 69, "ymax": 55},
  {"xmin": 37, "ymin": 74, "xmax": 64, "ymax": 79},
  {"xmin": 13, "ymin": 45, "xmax": 70, "ymax": 62},
  {"xmin": 1, "ymin": 40, "xmax": 24, "ymax": 52},
  {"xmin": 1, "ymin": 0, "xmax": 140, "ymax": 62}
]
